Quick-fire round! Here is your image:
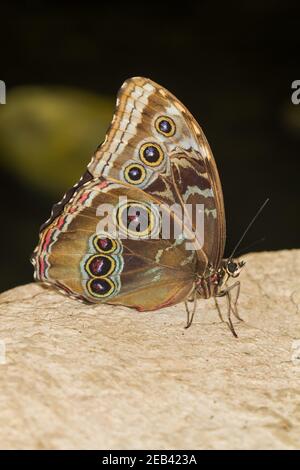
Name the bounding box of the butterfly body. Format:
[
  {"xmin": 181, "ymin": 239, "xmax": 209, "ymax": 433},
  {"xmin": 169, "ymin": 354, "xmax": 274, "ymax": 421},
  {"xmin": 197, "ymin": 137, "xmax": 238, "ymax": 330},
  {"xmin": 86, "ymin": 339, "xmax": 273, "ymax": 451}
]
[{"xmin": 32, "ymin": 77, "xmax": 244, "ymax": 331}]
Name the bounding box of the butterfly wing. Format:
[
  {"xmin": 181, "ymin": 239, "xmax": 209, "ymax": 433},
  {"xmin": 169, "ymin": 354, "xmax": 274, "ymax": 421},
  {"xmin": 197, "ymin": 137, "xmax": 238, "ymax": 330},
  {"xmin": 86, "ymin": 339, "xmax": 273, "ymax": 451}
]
[
  {"xmin": 32, "ymin": 77, "xmax": 225, "ymax": 310},
  {"xmin": 88, "ymin": 77, "xmax": 225, "ymax": 272},
  {"xmin": 32, "ymin": 177, "xmax": 195, "ymax": 310}
]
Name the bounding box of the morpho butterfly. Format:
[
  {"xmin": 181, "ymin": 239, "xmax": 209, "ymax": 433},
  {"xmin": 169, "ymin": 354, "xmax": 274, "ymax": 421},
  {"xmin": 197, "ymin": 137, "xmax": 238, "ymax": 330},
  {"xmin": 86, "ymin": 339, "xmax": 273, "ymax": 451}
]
[{"xmin": 31, "ymin": 77, "xmax": 247, "ymax": 336}]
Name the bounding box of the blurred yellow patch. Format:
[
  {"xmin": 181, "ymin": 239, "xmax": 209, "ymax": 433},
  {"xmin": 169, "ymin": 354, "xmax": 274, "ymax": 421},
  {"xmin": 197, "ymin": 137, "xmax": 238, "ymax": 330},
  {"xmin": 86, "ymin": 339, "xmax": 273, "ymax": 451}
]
[{"xmin": 0, "ymin": 86, "xmax": 114, "ymax": 195}]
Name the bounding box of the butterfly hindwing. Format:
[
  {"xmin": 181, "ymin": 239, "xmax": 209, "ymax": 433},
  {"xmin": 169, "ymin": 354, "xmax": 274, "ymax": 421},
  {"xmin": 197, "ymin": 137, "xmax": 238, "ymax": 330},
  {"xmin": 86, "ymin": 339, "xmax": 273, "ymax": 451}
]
[{"xmin": 32, "ymin": 177, "xmax": 195, "ymax": 310}]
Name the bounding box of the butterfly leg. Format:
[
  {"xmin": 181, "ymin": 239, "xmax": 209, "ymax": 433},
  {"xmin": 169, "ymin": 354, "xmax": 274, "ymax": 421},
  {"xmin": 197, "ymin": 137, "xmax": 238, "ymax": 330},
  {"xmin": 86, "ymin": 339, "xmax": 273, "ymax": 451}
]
[
  {"xmin": 231, "ymin": 281, "xmax": 243, "ymax": 321},
  {"xmin": 214, "ymin": 297, "xmax": 225, "ymax": 323},
  {"xmin": 224, "ymin": 281, "xmax": 243, "ymax": 321},
  {"xmin": 215, "ymin": 289, "xmax": 238, "ymax": 338},
  {"xmin": 225, "ymin": 291, "xmax": 238, "ymax": 338},
  {"xmin": 184, "ymin": 290, "xmax": 197, "ymax": 329}
]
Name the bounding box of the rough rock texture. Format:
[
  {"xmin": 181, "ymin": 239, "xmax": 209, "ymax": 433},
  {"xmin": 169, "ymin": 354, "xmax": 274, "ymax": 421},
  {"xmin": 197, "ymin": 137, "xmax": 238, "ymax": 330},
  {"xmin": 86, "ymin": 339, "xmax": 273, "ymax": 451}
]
[{"xmin": 0, "ymin": 250, "xmax": 300, "ymax": 450}]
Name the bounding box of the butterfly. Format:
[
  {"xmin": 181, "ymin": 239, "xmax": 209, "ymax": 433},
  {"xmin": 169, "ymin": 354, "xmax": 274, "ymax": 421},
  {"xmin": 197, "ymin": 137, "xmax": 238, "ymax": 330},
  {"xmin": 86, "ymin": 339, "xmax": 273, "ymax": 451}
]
[{"xmin": 31, "ymin": 77, "xmax": 246, "ymax": 336}]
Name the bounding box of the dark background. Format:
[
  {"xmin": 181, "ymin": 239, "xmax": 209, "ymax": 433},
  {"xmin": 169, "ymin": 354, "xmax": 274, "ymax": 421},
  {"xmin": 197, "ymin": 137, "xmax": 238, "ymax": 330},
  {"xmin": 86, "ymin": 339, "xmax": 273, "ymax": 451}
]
[{"xmin": 0, "ymin": 0, "xmax": 299, "ymax": 292}]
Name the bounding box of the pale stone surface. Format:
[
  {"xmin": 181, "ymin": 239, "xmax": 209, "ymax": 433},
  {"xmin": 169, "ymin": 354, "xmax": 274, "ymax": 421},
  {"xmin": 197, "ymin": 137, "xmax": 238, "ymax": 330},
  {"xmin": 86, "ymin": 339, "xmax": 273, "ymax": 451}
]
[{"xmin": 0, "ymin": 250, "xmax": 300, "ymax": 450}]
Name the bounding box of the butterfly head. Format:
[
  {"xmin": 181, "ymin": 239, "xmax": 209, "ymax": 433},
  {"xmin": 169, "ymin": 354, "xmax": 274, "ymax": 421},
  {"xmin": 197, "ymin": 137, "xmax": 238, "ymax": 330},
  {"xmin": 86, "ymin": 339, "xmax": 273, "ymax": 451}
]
[
  {"xmin": 195, "ymin": 259, "xmax": 245, "ymax": 299},
  {"xmin": 207, "ymin": 259, "xmax": 245, "ymax": 297},
  {"xmin": 223, "ymin": 258, "xmax": 246, "ymax": 279}
]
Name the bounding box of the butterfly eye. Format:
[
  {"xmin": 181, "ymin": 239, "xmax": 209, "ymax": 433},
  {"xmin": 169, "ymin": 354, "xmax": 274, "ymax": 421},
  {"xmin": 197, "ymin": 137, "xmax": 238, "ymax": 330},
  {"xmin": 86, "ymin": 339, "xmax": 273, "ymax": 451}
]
[
  {"xmin": 93, "ymin": 236, "xmax": 117, "ymax": 254},
  {"xmin": 85, "ymin": 254, "xmax": 115, "ymax": 277},
  {"xmin": 139, "ymin": 143, "xmax": 164, "ymax": 167},
  {"xmin": 87, "ymin": 277, "xmax": 115, "ymax": 298},
  {"xmin": 226, "ymin": 261, "xmax": 237, "ymax": 273},
  {"xmin": 226, "ymin": 260, "xmax": 242, "ymax": 277},
  {"xmin": 124, "ymin": 163, "xmax": 146, "ymax": 184},
  {"xmin": 155, "ymin": 116, "xmax": 176, "ymax": 137}
]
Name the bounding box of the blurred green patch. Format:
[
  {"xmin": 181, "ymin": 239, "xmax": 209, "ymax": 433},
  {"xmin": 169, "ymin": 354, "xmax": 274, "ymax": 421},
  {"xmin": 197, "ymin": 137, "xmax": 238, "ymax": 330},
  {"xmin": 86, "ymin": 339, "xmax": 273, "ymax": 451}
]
[{"xmin": 0, "ymin": 86, "xmax": 114, "ymax": 195}]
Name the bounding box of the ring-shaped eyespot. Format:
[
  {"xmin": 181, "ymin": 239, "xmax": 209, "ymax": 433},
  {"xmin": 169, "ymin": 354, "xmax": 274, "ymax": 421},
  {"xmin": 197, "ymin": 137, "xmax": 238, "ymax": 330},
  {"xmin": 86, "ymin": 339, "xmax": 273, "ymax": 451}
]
[
  {"xmin": 139, "ymin": 143, "xmax": 164, "ymax": 167},
  {"xmin": 86, "ymin": 277, "xmax": 115, "ymax": 298},
  {"xmin": 115, "ymin": 201, "xmax": 160, "ymax": 239},
  {"xmin": 124, "ymin": 163, "xmax": 147, "ymax": 185},
  {"xmin": 155, "ymin": 116, "xmax": 176, "ymax": 137},
  {"xmin": 93, "ymin": 235, "xmax": 117, "ymax": 254},
  {"xmin": 85, "ymin": 254, "xmax": 115, "ymax": 277}
]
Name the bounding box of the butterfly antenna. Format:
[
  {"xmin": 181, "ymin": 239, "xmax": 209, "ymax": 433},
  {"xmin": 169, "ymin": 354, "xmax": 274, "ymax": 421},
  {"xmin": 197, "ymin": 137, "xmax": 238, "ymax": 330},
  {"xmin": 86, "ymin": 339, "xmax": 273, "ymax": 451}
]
[
  {"xmin": 234, "ymin": 237, "xmax": 266, "ymax": 258},
  {"xmin": 229, "ymin": 198, "xmax": 269, "ymax": 260}
]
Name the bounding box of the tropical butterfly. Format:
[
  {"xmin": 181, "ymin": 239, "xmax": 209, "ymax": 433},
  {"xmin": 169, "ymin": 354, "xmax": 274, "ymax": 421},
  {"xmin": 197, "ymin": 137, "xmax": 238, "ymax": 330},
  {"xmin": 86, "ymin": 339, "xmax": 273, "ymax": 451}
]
[{"xmin": 31, "ymin": 77, "xmax": 246, "ymax": 336}]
